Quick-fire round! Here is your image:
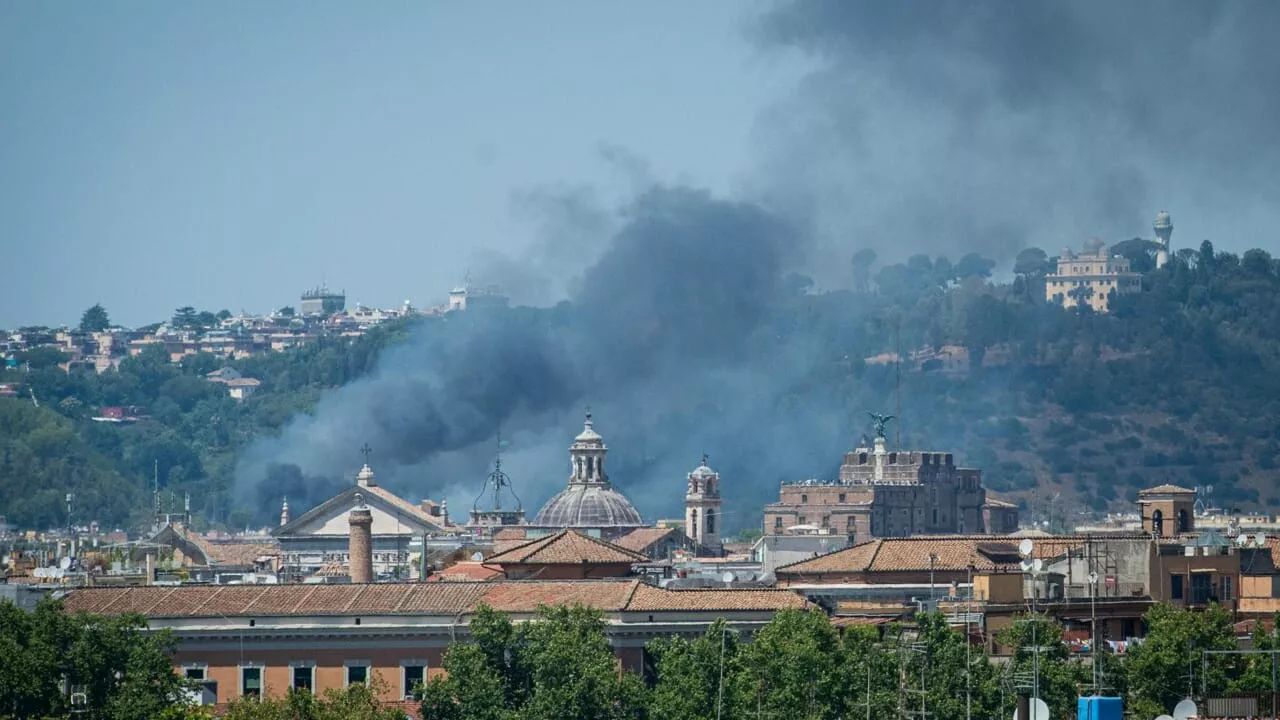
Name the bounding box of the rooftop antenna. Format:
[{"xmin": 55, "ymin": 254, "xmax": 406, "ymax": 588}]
[{"xmin": 152, "ymin": 459, "xmax": 161, "ymax": 525}]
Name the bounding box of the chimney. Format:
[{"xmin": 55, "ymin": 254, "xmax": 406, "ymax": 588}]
[{"xmin": 349, "ymin": 494, "xmax": 373, "ymax": 584}]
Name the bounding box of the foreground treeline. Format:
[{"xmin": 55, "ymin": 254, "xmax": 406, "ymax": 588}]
[{"xmin": 4, "ymin": 600, "xmax": 1280, "ymax": 719}]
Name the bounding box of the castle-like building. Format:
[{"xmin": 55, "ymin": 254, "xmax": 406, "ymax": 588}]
[{"xmin": 763, "ymin": 431, "xmax": 1016, "ymax": 544}]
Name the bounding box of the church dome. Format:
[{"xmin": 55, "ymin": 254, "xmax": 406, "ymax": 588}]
[
  {"xmin": 532, "ymin": 484, "xmax": 644, "ymax": 528},
  {"xmin": 532, "ymin": 411, "xmax": 645, "ymax": 530}
]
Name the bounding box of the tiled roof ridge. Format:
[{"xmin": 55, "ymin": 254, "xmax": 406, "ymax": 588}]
[
  {"xmin": 570, "ymin": 532, "xmax": 649, "ymax": 561},
  {"xmin": 774, "ymin": 538, "xmax": 879, "ymax": 572},
  {"xmin": 485, "ymin": 531, "xmax": 563, "ymax": 563},
  {"xmin": 621, "ymin": 579, "xmax": 642, "ymax": 608}
]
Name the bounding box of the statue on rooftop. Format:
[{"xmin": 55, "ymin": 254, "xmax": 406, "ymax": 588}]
[{"xmin": 867, "ymin": 412, "xmax": 895, "ymax": 440}]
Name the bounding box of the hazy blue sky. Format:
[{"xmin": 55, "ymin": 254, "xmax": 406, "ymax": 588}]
[
  {"xmin": 6, "ymin": 2, "xmax": 1277, "ymax": 330},
  {"xmin": 1, "ymin": 2, "xmax": 801, "ymax": 327}
]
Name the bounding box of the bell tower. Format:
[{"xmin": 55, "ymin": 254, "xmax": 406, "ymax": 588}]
[{"xmin": 685, "ymin": 454, "xmax": 723, "ymax": 555}]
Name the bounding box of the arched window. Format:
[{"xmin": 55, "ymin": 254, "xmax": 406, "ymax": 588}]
[
  {"xmin": 689, "ymin": 509, "xmax": 698, "ymax": 538},
  {"xmin": 1152, "ymin": 509, "xmax": 1164, "ymax": 537},
  {"xmin": 706, "ymin": 509, "xmax": 715, "ymax": 535},
  {"xmin": 1177, "ymin": 508, "xmax": 1189, "ymax": 533}
]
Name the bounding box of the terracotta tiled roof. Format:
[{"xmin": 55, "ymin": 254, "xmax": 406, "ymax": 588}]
[
  {"xmin": 492, "ymin": 528, "xmax": 528, "ymax": 541},
  {"xmin": 314, "ymin": 562, "xmax": 348, "ymax": 577},
  {"xmin": 776, "ymin": 539, "xmax": 883, "ymax": 574},
  {"xmin": 484, "ymin": 530, "xmax": 646, "ymax": 566},
  {"xmin": 614, "ymin": 527, "xmax": 677, "ymax": 553},
  {"xmin": 626, "ymin": 583, "xmax": 808, "ymax": 611},
  {"xmin": 480, "ymin": 580, "xmax": 640, "ymax": 613},
  {"xmin": 777, "ymin": 534, "xmax": 1149, "ymax": 575},
  {"xmin": 364, "ymin": 485, "xmax": 453, "ymax": 530},
  {"xmin": 64, "ymin": 579, "xmax": 813, "ymax": 618},
  {"xmin": 1139, "ymin": 484, "xmax": 1196, "ymax": 495},
  {"xmin": 429, "ymin": 562, "xmax": 502, "ymax": 582}
]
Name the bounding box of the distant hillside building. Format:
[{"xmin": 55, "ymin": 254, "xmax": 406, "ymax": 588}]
[
  {"xmin": 299, "ymin": 285, "xmax": 346, "ymax": 316},
  {"xmin": 1045, "ymin": 239, "xmax": 1141, "ymax": 313},
  {"xmin": 763, "ymin": 434, "xmax": 1008, "ymax": 543}
]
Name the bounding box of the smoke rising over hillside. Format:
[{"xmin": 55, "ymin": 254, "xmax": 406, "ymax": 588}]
[
  {"xmin": 753, "ymin": 0, "xmax": 1280, "ymax": 285},
  {"xmin": 237, "ymin": 2, "xmax": 1280, "ymax": 527}
]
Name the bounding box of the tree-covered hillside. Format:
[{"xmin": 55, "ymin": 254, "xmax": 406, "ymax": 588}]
[{"xmin": 4, "ymin": 239, "xmax": 1280, "ymax": 531}]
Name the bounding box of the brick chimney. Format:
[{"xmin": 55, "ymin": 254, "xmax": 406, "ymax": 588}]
[{"xmin": 349, "ymin": 493, "xmax": 373, "ymax": 584}]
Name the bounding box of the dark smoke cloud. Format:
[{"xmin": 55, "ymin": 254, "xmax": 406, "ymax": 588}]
[
  {"xmin": 237, "ymin": 2, "xmax": 1272, "ymax": 528},
  {"xmin": 751, "ymin": 0, "xmax": 1280, "ymax": 288},
  {"xmin": 236, "ymin": 185, "xmax": 847, "ymax": 526}
]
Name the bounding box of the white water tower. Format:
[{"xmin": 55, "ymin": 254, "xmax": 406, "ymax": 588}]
[{"xmin": 1153, "ymin": 211, "xmax": 1173, "ymax": 269}]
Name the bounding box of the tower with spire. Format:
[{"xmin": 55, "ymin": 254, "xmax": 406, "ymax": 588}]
[
  {"xmin": 685, "ymin": 454, "xmax": 723, "ymax": 555},
  {"xmin": 468, "ymin": 430, "xmax": 526, "ymax": 531}
]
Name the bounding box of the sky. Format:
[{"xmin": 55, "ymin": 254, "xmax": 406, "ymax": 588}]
[
  {"xmin": 4, "ymin": 1, "xmax": 1278, "ymax": 331},
  {"xmin": 0, "ymin": 1, "xmax": 802, "ymax": 328}
]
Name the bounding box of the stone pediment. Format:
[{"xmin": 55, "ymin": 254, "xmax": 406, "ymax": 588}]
[{"xmin": 274, "ymin": 485, "xmax": 445, "ymax": 537}]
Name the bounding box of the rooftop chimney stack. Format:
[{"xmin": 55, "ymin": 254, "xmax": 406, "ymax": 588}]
[{"xmin": 349, "ymin": 493, "xmax": 373, "ymax": 584}]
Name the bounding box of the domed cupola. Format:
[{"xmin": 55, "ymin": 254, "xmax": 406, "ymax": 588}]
[{"xmin": 532, "ymin": 410, "xmax": 645, "ymax": 533}]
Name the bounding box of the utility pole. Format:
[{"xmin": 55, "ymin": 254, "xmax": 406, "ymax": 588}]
[{"xmin": 966, "ymin": 563, "xmax": 973, "ymax": 720}]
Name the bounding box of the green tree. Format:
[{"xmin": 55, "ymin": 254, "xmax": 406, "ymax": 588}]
[
  {"xmin": 17, "ymin": 346, "xmax": 69, "ymax": 370},
  {"xmin": 648, "ymin": 620, "xmax": 738, "ymax": 719},
  {"xmin": 0, "ymin": 598, "xmax": 199, "ymax": 720},
  {"xmin": 1123, "ymin": 603, "xmax": 1236, "ymax": 717},
  {"xmin": 732, "ymin": 609, "xmax": 842, "ymax": 719},
  {"xmin": 172, "ymin": 307, "xmax": 198, "ymax": 330},
  {"xmin": 515, "ymin": 605, "xmax": 646, "ymax": 720},
  {"xmin": 996, "ymin": 613, "xmax": 1086, "ymax": 720},
  {"xmin": 80, "ymin": 303, "xmax": 111, "ymax": 332}
]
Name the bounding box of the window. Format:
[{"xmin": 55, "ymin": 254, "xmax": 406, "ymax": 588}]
[
  {"xmin": 403, "ymin": 664, "xmax": 426, "ymax": 700},
  {"xmin": 706, "ymin": 509, "xmax": 715, "ymax": 534},
  {"xmin": 932, "ymin": 508, "xmax": 938, "ymax": 525},
  {"xmin": 184, "ymin": 666, "xmax": 206, "ymax": 681},
  {"xmin": 291, "ymin": 665, "xmax": 314, "ymax": 692},
  {"xmin": 240, "ymin": 667, "xmax": 262, "ymax": 698},
  {"xmin": 1221, "ymin": 576, "xmax": 1233, "ymax": 602},
  {"xmin": 346, "ymin": 663, "xmax": 369, "ymax": 686},
  {"xmin": 773, "ymin": 517, "xmax": 783, "ymax": 531},
  {"xmin": 801, "ymin": 494, "xmax": 808, "ymax": 504},
  {"xmin": 1190, "ymin": 573, "xmax": 1212, "ymax": 604},
  {"xmin": 838, "ymin": 493, "xmax": 846, "ymax": 503},
  {"xmin": 1170, "ymin": 574, "xmax": 1184, "ymax": 600},
  {"xmin": 798, "ymin": 515, "xmax": 806, "ymax": 525}
]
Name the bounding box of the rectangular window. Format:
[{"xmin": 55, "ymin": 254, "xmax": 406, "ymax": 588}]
[
  {"xmin": 240, "ymin": 667, "xmax": 262, "ymax": 698},
  {"xmin": 838, "ymin": 493, "xmax": 846, "ymax": 503},
  {"xmin": 403, "ymin": 665, "xmax": 426, "ymax": 700},
  {"xmin": 292, "ymin": 666, "xmax": 314, "ymax": 692},
  {"xmin": 1190, "ymin": 573, "xmax": 1212, "ymax": 604},
  {"xmin": 346, "ymin": 664, "xmax": 369, "ymax": 686},
  {"xmin": 1170, "ymin": 574, "xmax": 1184, "ymax": 600},
  {"xmin": 1221, "ymin": 576, "xmax": 1233, "ymax": 602},
  {"xmin": 184, "ymin": 666, "xmax": 206, "ymax": 681},
  {"xmin": 773, "ymin": 517, "xmax": 782, "ymax": 531}
]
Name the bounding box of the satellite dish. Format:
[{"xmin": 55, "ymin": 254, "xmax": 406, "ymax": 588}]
[
  {"xmin": 1155, "ymin": 715, "xmax": 1174, "ymax": 720},
  {"xmin": 53, "ymin": 568, "xmax": 65, "ymax": 579},
  {"xmin": 722, "ymin": 571, "xmax": 737, "ymax": 583},
  {"xmin": 470, "ymin": 551, "xmax": 484, "ymax": 562},
  {"xmin": 1020, "ymin": 559, "xmax": 1033, "ymax": 573},
  {"xmin": 1172, "ymin": 698, "xmax": 1198, "ymax": 720},
  {"xmin": 1014, "ymin": 698, "xmax": 1051, "ymax": 720},
  {"xmin": 1018, "ymin": 538, "xmax": 1035, "ymax": 558},
  {"xmin": 60, "ymin": 557, "xmax": 72, "ymax": 570},
  {"xmin": 1032, "ymin": 558, "xmax": 1044, "ymax": 574},
  {"xmin": 33, "ymin": 567, "xmax": 46, "ymax": 578},
  {"xmin": 1237, "ymin": 535, "xmax": 1249, "ymax": 547},
  {"xmin": 1088, "ymin": 571, "xmax": 1099, "ymax": 585},
  {"xmin": 1256, "ymin": 533, "xmax": 1268, "ymax": 548}
]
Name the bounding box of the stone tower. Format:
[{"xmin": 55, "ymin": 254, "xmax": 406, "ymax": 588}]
[
  {"xmin": 685, "ymin": 454, "xmax": 723, "ymax": 555},
  {"xmin": 348, "ymin": 492, "xmax": 374, "ymax": 583},
  {"xmin": 1138, "ymin": 484, "xmax": 1195, "ymax": 537}
]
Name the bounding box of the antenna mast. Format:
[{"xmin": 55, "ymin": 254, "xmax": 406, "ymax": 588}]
[{"xmin": 895, "ymin": 315, "xmax": 902, "ymax": 448}]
